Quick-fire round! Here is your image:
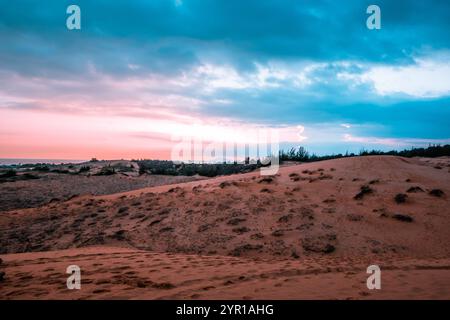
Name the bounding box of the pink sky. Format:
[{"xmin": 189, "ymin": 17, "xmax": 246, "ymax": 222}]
[
  {"xmin": 0, "ymin": 108, "xmax": 172, "ymax": 160},
  {"xmin": 0, "ymin": 106, "xmax": 304, "ymax": 160}
]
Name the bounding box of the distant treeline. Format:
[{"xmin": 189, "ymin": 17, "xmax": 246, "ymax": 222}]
[
  {"xmin": 136, "ymin": 145, "xmax": 450, "ymax": 176},
  {"xmin": 136, "ymin": 160, "xmax": 260, "ymax": 177},
  {"xmin": 279, "ymin": 144, "xmax": 450, "ymax": 162},
  {"xmin": 3, "ymin": 144, "xmax": 448, "ymax": 179}
]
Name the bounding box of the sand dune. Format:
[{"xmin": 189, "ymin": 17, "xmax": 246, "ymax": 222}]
[{"xmin": 0, "ymin": 156, "xmax": 449, "ymax": 299}]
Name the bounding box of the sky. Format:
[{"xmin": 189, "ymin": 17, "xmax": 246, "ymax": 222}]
[{"xmin": 0, "ymin": 0, "xmax": 449, "ymax": 160}]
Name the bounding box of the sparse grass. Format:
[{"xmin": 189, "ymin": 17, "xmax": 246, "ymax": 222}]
[
  {"xmin": 258, "ymin": 177, "xmax": 274, "ymax": 184},
  {"xmin": 392, "ymin": 214, "xmax": 414, "ymax": 222},
  {"xmin": 112, "ymin": 230, "xmax": 126, "ymax": 240},
  {"xmin": 407, "ymin": 186, "xmax": 424, "ymax": 193},
  {"xmin": 278, "ymin": 214, "xmax": 293, "ymax": 223},
  {"xmin": 137, "ymin": 160, "xmax": 258, "ymax": 177},
  {"xmin": 32, "ymin": 165, "xmax": 50, "ymax": 172},
  {"xmin": 111, "ymin": 164, "xmax": 134, "ymax": 173},
  {"xmin": 299, "ymin": 207, "xmax": 314, "ymax": 220},
  {"xmin": 0, "ymin": 169, "xmax": 16, "ymax": 178},
  {"xmin": 94, "ymin": 166, "xmax": 116, "ymax": 176},
  {"xmin": 232, "ymin": 227, "xmax": 250, "ymax": 234},
  {"xmin": 230, "ymin": 244, "xmax": 263, "ymax": 256},
  {"xmin": 429, "ymin": 189, "xmax": 445, "ymax": 197},
  {"xmin": 227, "ymin": 218, "xmax": 246, "ymax": 226},
  {"xmin": 51, "ymin": 169, "xmax": 70, "ymax": 174},
  {"xmin": 318, "ymin": 174, "xmax": 333, "ymax": 180},
  {"xmin": 78, "ymin": 166, "xmax": 90, "ymax": 173},
  {"xmin": 347, "ymin": 214, "xmax": 363, "ymax": 221},
  {"xmin": 116, "ymin": 207, "xmax": 129, "ymax": 217},
  {"xmin": 0, "ymin": 170, "xmax": 40, "ymax": 182},
  {"xmin": 197, "ymin": 224, "xmax": 212, "ymax": 232},
  {"xmin": 354, "ymin": 185, "xmax": 373, "ymax": 200},
  {"xmin": 271, "ymin": 229, "xmax": 284, "ymax": 237},
  {"xmin": 394, "ymin": 193, "xmax": 408, "ymax": 204},
  {"xmin": 302, "ymin": 236, "xmax": 336, "ymax": 254},
  {"xmin": 22, "ymin": 173, "xmax": 39, "ymax": 180},
  {"xmin": 219, "ymin": 181, "xmax": 232, "ymax": 188}
]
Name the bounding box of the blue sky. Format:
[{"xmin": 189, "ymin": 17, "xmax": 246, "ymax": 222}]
[{"xmin": 0, "ymin": 0, "xmax": 449, "ymax": 159}]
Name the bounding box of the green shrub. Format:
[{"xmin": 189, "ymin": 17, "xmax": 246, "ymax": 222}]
[
  {"xmin": 33, "ymin": 165, "xmax": 50, "ymax": 172},
  {"xmin": 0, "ymin": 169, "xmax": 16, "ymax": 178},
  {"xmin": 94, "ymin": 166, "xmax": 116, "ymax": 176},
  {"xmin": 78, "ymin": 166, "xmax": 90, "ymax": 173}
]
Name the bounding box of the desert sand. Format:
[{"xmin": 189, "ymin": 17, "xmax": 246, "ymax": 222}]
[{"xmin": 0, "ymin": 156, "xmax": 449, "ymax": 299}]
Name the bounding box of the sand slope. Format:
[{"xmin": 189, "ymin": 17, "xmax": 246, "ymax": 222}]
[{"xmin": 1, "ymin": 247, "xmax": 449, "ymax": 300}]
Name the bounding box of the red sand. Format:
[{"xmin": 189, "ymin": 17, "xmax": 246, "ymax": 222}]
[{"xmin": 0, "ymin": 156, "xmax": 449, "ymax": 299}]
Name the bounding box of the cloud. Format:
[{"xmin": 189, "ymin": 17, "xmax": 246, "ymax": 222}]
[
  {"xmin": 343, "ymin": 134, "xmax": 450, "ymax": 147},
  {"xmin": 1, "ymin": 0, "xmax": 450, "ymax": 158},
  {"xmin": 360, "ymin": 54, "xmax": 450, "ymax": 98},
  {"xmin": 1, "ymin": 0, "xmax": 450, "ymax": 79},
  {"xmin": 182, "ymin": 62, "xmax": 315, "ymax": 92}
]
